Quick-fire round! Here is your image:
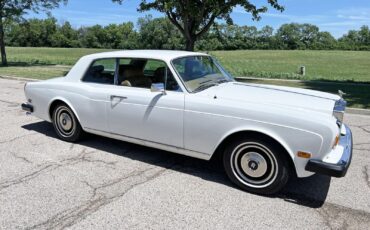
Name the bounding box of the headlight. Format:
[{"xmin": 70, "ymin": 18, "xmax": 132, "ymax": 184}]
[{"xmin": 333, "ymin": 99, "xmax": 346, "ymax": 124}]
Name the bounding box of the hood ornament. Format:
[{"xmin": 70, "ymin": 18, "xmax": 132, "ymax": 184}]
[{"xmin": 338, "ymin": 90, "xmax": 346, "ymax": 99}]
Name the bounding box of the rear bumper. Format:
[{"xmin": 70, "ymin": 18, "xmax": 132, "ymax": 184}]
[
  {"xmin": 21, "ymin": 103, "xmax": 33, "ymax": 113},
  {"xmin": 305, "ymin": 124, "xmax": 353, "ymax": 177}
]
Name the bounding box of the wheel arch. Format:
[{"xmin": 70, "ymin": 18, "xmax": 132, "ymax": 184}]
[
  {"xmin": 48, "ymin": 97, "xmax": 81, "ymax": 124},
  {"xmin": 212, "ymin": 129, "xmax": 297, "ymax": 176}
]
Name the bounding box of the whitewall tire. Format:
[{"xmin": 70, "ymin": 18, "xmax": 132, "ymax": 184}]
[
  {"xmin": 223, "ymin": 137, "xmax": 290, "ymax": 195},
  {"xmin": 52, "ymin": 104, "xmax": 83, "ymax": 142}
]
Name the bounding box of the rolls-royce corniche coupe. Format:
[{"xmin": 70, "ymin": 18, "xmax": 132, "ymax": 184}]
[{"xmin": 22, "ymin": 50, "xmax": 352, "ymax": 194}]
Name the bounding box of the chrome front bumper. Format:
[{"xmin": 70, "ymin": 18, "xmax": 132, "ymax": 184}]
[{"xmin": 305, "ymin": 124, "xmax": 353, "ymax": 177}]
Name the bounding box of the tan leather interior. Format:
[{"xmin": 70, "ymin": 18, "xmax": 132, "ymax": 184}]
[
  {"xmin": 118, "ymin": 65, "xmax": 152, "ymax": 88},
  {"xmin": 121, "ymin": 80, "xmax": 132, "ymax": 87}
]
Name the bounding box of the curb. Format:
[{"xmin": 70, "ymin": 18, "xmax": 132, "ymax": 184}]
[
  {"xmin": 347, "ymin": 108, "xmax": 370, "ymax": 116},
  {"xmin": 1, "ymin": 75, "xmax": 370, "ymax": 116},
  {"xmin": 236, "ymin": 76, "xmax": 305, "ymax": 83}
]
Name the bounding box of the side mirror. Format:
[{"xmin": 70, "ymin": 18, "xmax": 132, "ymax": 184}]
[{"xmin": 151, "ymin": 83, "xmax": 166, "ymax": 94}]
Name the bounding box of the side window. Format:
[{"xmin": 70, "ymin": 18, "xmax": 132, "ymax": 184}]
[
  {"xmin": 117, "ymin": 59, "xmax": 180, "ymax": 91},
  {"xmin": 83, "ymin": 59, "xmax": 116, "ymax": 84},
  {"xmin": 144, "ymin": 60, "xmax": 166, "ymax": 75},
  {"xmin": 145, "ymin": 60, "xmax": 180, "ymax": 91},
  {"xmin": 117, "ymin": 58, "xmax": 151, "ymax": 89}
]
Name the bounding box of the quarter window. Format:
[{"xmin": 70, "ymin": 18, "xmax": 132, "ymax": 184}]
[{"xmin": 83, "ymin": 59, "xmax": 116, "ymax": 84}]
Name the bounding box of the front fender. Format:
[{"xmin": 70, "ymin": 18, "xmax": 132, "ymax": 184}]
[{"xmin": 213, "ymin": 124, "xmax": 324, "ymax": 178}]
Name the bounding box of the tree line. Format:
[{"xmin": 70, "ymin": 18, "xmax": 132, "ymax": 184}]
[{"xmin": 5, "ymin": 16, "xmax": 370, "ymax": 51}]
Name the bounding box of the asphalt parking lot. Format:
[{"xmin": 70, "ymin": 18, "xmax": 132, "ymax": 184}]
[{"xmin": 0, "ymin": 78, "xmax": 370, "ymax": 229}]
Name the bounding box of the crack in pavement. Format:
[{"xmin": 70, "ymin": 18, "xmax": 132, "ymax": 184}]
[
  {"xmin": 9, "ymin": 150, "xmax": 33, "ymax": 164},
  {"xmin": 0, "ymin": 107, "xmax": 21, "ymax": 113},
  {"xmin": 0, "ymin": 133, "xmax": 38, "ymax": 144},
  {"xmin": 354, "ymin": 148, "xmax": 370, "ymax": 151},
  {"xmin": 60, "ymin": 149, "xmax": 118, "ymax": 169},
  {"xmin": 0, "ymin": 99, "xmax": 20, "ymax": 106},
  {"xmin": 351, "ymin": 125, "xmax": 370, "ymax": 135},
  {"xmin": 0, "ymin": 163, "xmax": 59, "ymax": 191},
  {"xmin": 364, "ymin": 166, "xmax": 370, "ymax": 189},
  {"xmin": 316, "ymin": 202, "xmax": 370, "ymax": 230},
  {"xmin": 25, "ymin": 164, "xmax": 174, "ymax": 230},
  {"xmin": 355, "ymin": 142, "xmax": 370, "ymax": 145},
  {"xmin": 0, "ymin": 149, "xmax": 118, "ymax": 191}
]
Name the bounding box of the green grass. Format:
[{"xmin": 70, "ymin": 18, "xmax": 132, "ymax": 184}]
[
  {"xmin": 0, "ymin": 47, "xmax": 114, "ymax": 79},
  {"xmin": 1, "ymin": 47, "xmax": 369, "ymax": 108},
  {"xmin": 211, "ymin": 50, "xmax": 370, "ymax": 82},
  {"xmin": 4, "ymin": 47, "xmax": 113, "ymax": 65},
  {"xmin": 1, "ymin": 47, "xmax": 370, "ymax": 82},
  {"xmin": 0, "ymin": 65, "xmax": 71, "ymax": 80},
  {"xmin": 238, "ymin": 79, "xmax": 370, "ymax": 109}
]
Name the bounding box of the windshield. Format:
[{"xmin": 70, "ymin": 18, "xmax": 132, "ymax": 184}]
[{"xmin": 172, "ymin": 56, "xmax": 233, "ymax": 92}]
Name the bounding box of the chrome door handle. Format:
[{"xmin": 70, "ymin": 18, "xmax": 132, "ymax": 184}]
[{"xmin": 110, "ymin": 95, "xmax": 128, "ymax": 100}]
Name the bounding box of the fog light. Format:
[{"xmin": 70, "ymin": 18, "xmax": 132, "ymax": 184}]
[{"xmin": 297, "ymin": 151, "xmax": 312, "ymax": 159}]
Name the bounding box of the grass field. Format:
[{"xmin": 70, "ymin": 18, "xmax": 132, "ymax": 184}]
[
  {"xmin": 239, "ymin": 78, "xmax": 370, "ymax": 109},
  {"xmin": 1, "ymin": 47, "xmax": 370, "ymax": 108},
  {"xmin": 212, "ymin": 50, "xmax": 370, "ymax": 82},
  {"xmin": 1, "ymin": 47, "xmax": 370, "ymax": 81}
]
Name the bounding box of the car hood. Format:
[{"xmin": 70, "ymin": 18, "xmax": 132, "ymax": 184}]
[{"xmin": 201, "ymin": 82, "xmax": 341, "ymax": 115}]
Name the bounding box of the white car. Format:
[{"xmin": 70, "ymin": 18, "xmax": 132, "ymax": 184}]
[{"xmin": 22, "ymin": 50, "xmax": 352, "ymax": 194}]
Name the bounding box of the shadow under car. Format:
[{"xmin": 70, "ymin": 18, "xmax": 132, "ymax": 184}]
[{"xmin": 22, "ymin": 121, "xmax": 331, "ymax": 208}]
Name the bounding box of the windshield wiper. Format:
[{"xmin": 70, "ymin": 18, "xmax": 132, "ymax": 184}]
[
  {"xmin": 216, "ymin": 79, "xmax": 230, "ymax": 84},
  {"xmin": 193, "ymin": 83, "xmax": 218, "ymax": 93}
]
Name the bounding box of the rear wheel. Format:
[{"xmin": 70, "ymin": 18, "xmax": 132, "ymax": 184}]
[
  {"xmin": 223, "ymin": 137, "xmax": 290, "ymax": 195},
  {"xmin": 52, "ymin": 104, "xmax": 83, "ymax": 142}
]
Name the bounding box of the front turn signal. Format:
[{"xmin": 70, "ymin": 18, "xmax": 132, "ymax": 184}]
[
  {"xmin": 297, "ymin": 151, "xmax": 312, "ymax": 159},
  {"xmin": 333, "ymin": 135, "xmax": 340, "ymax": 149}
]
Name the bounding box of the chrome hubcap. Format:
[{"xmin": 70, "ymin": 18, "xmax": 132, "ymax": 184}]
[
  {"xmin": 54, "ymin": 106, "xmax": 75, "ymax": 138},
  {"xmin": 59, "ymin": 112, "xmax": 72, "ymax": 131},
  {"xmin": 231, "ymin": 142, "xmax": 278, "ymax": 188},
  {"xmin": 240, "ymin": 152, "xmax": 268, "ymax": 178}
]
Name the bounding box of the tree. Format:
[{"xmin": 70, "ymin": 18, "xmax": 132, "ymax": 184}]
[
  {"xmin": 51, "ymin": 21, "xmax": 79, "ymax": 47},
  {"xmin": 0, "ymin": 0, "xmax": 67, "ymax": 66},
  {"xmin": 314, "ymin": 31, "xmax": 336, "ymax": 50},
  {"xmin": 79, "ymin": 25, "xmax": 106, "ymax": 48},
  {"xmin": 275, "ymin": 23, "xmax": 305, "ymax": 49},
  {"xmin": 338, "ymin": 26, "xmax": 370, "ymax": 50},
  {"xmin": 113, "ymin": 0, "xmax": 284, "ymax": 51},
  {"xmin": 104, "ymin": 22, "xmax": 139, "ymax": 49},
  {"xmin": 137, "ymin": 15, "xmax": 184, "ymax": 50},
  {"xmin": 257, "ymin": 25, "xmax": 274, "ymax": 49}
]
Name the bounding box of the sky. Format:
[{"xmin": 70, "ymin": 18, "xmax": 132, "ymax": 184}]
[{"xmin": 27, "ymin": 0, "xmax": 370, "ymax": 38}]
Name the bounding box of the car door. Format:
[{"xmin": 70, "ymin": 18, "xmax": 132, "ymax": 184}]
[
  {"xmin": 107, "ymin": 59, "xmax": 185, "ymax": 148},
  {"xmin": 77, "ymin": 58, "xmax": 117, "ymax": 132}
]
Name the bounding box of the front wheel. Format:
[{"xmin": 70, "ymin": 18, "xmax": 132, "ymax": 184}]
[
  {"xmin": 223, "ymin": 137, "xmax": 290, "ymax": 195},
  {"xmin": 52, "ymin": 103, "xmax": 83, "ymax": 142}
]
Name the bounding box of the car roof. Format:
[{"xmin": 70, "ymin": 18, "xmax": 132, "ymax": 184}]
[{"xmin": 83, "ymin": 50, "xmax": 209, "ymax": 62}]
